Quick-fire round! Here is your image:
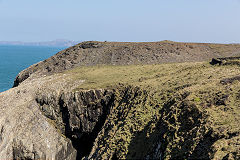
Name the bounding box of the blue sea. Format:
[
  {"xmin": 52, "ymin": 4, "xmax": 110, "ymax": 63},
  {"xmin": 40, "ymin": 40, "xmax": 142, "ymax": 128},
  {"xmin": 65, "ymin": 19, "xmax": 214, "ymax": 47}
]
[{"xmin": 0, "ymin": 45, "xmax": 65, "ymax": 93}]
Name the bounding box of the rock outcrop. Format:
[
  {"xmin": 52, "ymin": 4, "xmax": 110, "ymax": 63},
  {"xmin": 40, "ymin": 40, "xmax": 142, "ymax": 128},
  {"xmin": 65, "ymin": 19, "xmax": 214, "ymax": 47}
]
[
  {"xmin": 0, "ymin": 74, "xmax": 79, "ymax": 159},
  {"xmin": 35, "ymin": 89, "xmax": 115, "ymax": 159}
]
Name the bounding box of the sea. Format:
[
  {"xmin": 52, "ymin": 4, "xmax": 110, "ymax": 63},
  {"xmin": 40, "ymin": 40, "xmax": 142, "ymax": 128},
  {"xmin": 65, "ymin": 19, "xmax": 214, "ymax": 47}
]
[{"xmin": 0, "ymin": 45, "xmax": 65, "ymax": 93}]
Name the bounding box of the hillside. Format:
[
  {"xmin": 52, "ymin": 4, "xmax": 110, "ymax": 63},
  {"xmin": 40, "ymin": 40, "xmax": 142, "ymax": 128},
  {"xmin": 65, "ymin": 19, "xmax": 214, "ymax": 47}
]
[
  {"xmin": 13, "ymin": 41, "xmax": 240, "ymax": 87},
  {"xmin": 0, "ymin": 41, "xmax": 240, "ymax": 159}
]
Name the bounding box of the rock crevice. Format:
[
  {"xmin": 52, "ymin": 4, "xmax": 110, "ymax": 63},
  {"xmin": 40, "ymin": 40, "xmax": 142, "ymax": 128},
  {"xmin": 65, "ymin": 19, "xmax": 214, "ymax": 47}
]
[{"xmin": 36, "ymin": 89, "xmax": 115, "ymax": 159}]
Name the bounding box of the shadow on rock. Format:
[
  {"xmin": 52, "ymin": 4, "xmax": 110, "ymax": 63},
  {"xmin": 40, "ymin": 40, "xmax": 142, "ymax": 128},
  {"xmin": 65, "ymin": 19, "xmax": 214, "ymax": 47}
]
[{"xmin": 126, "ymin": 95, "xmax": 216, "ymax": 159}]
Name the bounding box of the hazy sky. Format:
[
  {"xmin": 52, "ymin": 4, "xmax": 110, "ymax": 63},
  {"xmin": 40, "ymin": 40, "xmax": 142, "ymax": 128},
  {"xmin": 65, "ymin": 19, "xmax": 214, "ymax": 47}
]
[{"xmin": 0, "ymin": 0, "xmax": 240, "ymax": 43}]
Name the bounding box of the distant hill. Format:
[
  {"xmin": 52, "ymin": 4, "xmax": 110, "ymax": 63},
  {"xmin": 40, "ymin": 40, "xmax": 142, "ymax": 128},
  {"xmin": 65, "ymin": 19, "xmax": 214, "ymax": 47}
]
[
  {"xmin": 13, "ymin": 40, "xmax": 240, "ymax": 87},
  {"xmin": 0, "ymin": 39, "xmax": 80, "ymax": 47}
]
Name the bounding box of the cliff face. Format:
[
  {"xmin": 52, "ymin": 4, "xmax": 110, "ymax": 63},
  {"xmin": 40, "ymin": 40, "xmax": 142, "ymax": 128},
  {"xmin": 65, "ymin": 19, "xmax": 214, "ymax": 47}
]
[
  {"xmin": 35, "ymin": 89, "xmax": 114, "ymax": 159},
  {"xmin": 0, "ymin": 74, "xmax": 78, "ymax": 159},
  {"xmin": 1, "ymin": 41, "xmax": 240, "ymax": 159},
  {"xmin": 3, "ymin": 81, "xmax": 239, "ymax": 159}
]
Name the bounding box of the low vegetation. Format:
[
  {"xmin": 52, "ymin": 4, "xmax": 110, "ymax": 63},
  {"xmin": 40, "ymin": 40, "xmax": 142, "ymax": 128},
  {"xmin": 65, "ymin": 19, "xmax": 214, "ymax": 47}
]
[{"xmin": 61, "ymin": 61, "xmax": 240, "ymax": 159}]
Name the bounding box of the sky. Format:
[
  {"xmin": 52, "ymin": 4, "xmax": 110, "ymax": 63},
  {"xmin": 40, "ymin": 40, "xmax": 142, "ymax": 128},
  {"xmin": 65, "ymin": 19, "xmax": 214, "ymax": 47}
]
[{"xmin": 0, "ymin": 0, "xmax": 240, "ymax": 43}]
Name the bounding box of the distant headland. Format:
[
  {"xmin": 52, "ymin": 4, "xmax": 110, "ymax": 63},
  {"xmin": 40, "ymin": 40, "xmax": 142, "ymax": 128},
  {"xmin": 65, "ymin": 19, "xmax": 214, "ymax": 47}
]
[{"xmin": 0, "ymin": 39, "xmax": 80, "ymax": 47}]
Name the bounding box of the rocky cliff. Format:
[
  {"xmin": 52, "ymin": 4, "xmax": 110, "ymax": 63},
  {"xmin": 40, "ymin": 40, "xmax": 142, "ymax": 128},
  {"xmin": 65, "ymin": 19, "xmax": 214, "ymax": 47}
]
[{"xmin": 1, "ymin": 41, "xmax": 240, "ymax": 159}]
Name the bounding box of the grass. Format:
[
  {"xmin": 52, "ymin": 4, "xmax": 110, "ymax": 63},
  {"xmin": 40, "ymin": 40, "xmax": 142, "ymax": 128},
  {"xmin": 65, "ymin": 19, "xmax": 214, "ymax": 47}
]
[
  {"xmin": 62, "ymin": 61, "xmax": 240, "ymax": 159},
  {"xmin": 64, "ymin": 61, "xmax": 240, "ymax": 132},
  {"xmin": 66, "ymin": 61, "xmax": 240, "ymax": 99}
]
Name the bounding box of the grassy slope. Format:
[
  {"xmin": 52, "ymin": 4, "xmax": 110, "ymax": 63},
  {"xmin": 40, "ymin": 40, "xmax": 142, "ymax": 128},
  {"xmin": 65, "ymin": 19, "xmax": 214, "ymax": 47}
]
[
  {"xmin": 64, "ymin": 61, "xmax": 240, "ymax": 159},
  {"xmin": 14, "ymin": 41, "xmax": 240, "ymax": 88}
]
